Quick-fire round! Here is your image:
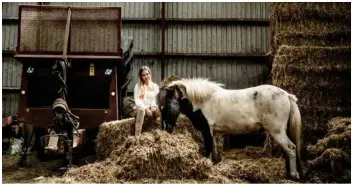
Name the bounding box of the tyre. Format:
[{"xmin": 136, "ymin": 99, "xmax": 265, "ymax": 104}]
[{"xmin": 122, "ymin": 96, "xmax": 135, "ymax": 118}]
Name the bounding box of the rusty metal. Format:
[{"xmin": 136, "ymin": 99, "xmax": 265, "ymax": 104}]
[
  {"xmin": 16, "ymin": 5, "xmax": 122, "ymax": 57},
  {"xmin": 161, "ymin": 2, "xmax": 166, "ymax": 80},
  {"xmin": 16, "ymin": 5, "xmax": 22, "ymax": 53},
  {"xmin": 12, "ymin": 51, "xmax": 268, "ymax": 60},
  {"xmin": 110, "ymin": 67, "xmax": 119, "ymax": 120},
  {"xmin": 63, "ymin": 8, "xmax": 72, "ymax": 59},
  {"xmin": 14, "ymin": 54, "xmax": 122, "ymax": 59},
  {"xmin": 18, "ymin": 108, "xmax": 116, "ymax": 129}
]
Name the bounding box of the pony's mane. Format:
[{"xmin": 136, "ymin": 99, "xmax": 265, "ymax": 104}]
[{"xmin": 167, "ymin": 78, "xmax": 224, "ymax": 104}]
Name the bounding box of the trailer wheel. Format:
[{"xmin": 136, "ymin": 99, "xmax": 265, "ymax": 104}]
[{"xmin": 122, "ymin": 96, "xmax": 135, "ymax": 118}]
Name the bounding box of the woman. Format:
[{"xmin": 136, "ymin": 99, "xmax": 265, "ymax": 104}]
[{"xmin": 133, "ymin": 66, "xmax": 159, "ymax": 136}]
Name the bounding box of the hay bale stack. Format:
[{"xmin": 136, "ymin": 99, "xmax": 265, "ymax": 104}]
[
  {"xmin": 271, "ymin": 2, "xmax": 350, "ymax": 51},
  {"xmin": 269, "ymin": 3, "xmax": 351, "ymax": 153},
  {"xmin": 306, "ymin": 117, "xmax": 351, "ymax": 183},
  {"xmin": 271, "ymin": 45, "xmax": 351, "ymax": 145}
]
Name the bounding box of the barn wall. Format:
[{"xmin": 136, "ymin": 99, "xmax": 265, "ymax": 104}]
[
  {"xmin": 2, "ymin": 2, "xmax": 270, "ymax": 120},
  {"xmin": 2, "ymin": 91, "xmax": 20, "ymax": 118},
  {"xmin": 165, "ymin": 58, "xmax": 269, "ymax": 89},
  {"xmin": 166, "ymin": 2, "xmax": 269, "ymax": 19},
  {"xmin": 165, "ymin": 25, "xmax": 269, "ymax": 54},
  {"xmin": 2, "ymin": 2, "xmax": 37, "ymax": 117}
]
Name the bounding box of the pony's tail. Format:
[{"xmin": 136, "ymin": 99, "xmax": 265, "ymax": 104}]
[{"xmin": 288, "ymin": 94, "xmax": 303, "ymax": 177}]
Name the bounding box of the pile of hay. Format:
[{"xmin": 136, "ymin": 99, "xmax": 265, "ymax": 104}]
[
  {"xmin": 96, "ymin": 114, "xmax": 224, "ymax": 162},
  {"xmin": 111, "ymin": 129, "xmax": 212, "ymax": 180},
  {"xmin": 306, "ymin": 117, "xmax": 351, "ymax": 183},
  {"xmin": 38, "ymin": 146, "xmax": 295, "ymax": 184},
  {"xmin": 212, "ymin": 147, "xmax": 287, "ymax": 183},
  {"xmin": 267, "ymin": 2, "xmax": 351, "ymax": 156}
]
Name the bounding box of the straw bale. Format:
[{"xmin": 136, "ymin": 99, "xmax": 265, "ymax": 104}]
[
  {"xmin": 96, "ymin": 118, "xmax": 136, "ymax": 159},
  {"xmin": 272, "ymin": 64, "xmax": 350, "ymax": 89},
  {"xmin": 274, "ymin": 20, "xmax": 350, "ymax": 37},
  {"xmin": 271, "ymin": 2, "xmax": 350, "ymax": 22},
  {"xmin": 272, "ymin": 22, "xmax": 350, "ymax": 48},
  {"xmin": 111, "ymin": 129, "xmax": 213, "ymax": 180},
  {"xmin": 272, "ymin": 68, "xmax": 350, "ymax": 109},
  {"xmin": 274, "ymin": 45, "xmax": 350, "ymax": 66},
  {"xmin": 274, "ymin": 33, "xmax": 350, "ymax": 49}
]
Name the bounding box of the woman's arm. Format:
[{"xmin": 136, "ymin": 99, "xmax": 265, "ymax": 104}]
[{"xmin": 134, "ymin": 84, "xmax": 147, "ymax": 109}]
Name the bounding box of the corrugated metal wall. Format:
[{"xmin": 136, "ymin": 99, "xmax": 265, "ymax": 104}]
[
  {"xmin": 2, "ymin": 2, "xmax": 37, "ymax": 117},
  {"xmin": 2, "ymin": 92, "xmax": 20, "ymax": 118},
  {"xmin": 2, "ymin": 57, "xmax": 22, "ymax": 89},
  {"xmin": 165, "ymin": 58, "xmax": 269, "ymax": 89},
  {"xmin": 166, "ymin": 25, "xmax": 269, "ymax": 53},
  {"xmin": 166, "ymin": 2, "xmax": 268, "ymax": 18},
  {"xmin": 2, "ymin": 2, "xmax": 270, "ymax": 117},
  {"xmin": 163, "ymin": 2, "xmax": 270, "ymax": 89}
]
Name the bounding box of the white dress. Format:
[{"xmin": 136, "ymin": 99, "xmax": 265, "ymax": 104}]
[{"xmin": 133, "ymin": 82, "xmax": 159, "ymax": 109}]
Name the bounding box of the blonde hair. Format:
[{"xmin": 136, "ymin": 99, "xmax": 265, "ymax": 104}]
[{"xmin": 138, "ymin": 66, "xmax": 153, "ymax": 99}]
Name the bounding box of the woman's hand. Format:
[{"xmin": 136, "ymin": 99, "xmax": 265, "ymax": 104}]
[{"xmin": 145, "ymin": 108, "xmax": 153, "ymax": 117}]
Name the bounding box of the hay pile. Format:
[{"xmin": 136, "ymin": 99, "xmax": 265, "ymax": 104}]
[
  {"xmin": 111, "ymin": 129, "xmax": 212, "ymax": 180},
  {"xmin": 96, "ymin": 114, "xmax": 223, "ymax": 162},
  {"xmin": 305, "ymin": 117, "xmax": 351, "ymax": 183},
  {"xmin": 268, "ymin": 2, "xmax": 351, "ymax": 154},
  {"xmin": 38, "ymin": 146, "xmax": 295, "ymax": 184}
]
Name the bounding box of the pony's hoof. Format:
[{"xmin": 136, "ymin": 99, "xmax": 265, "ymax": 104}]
[
  {"xmin": 211, "ymin": 155, "xmax": 222, "ymax": 164},
  {"xmin": 290, "ymin": 171, "xmax": 300, "ymax": 180}
]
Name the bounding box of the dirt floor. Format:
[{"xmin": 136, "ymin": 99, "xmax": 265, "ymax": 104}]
[{"xmin": 2, "ymin": 153, "xmax": 97, "ymax": 184}]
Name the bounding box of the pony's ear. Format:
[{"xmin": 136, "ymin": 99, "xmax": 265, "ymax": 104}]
[
  {"xmin": 174, "ymin": 84, "xmax": 186, "ymax": 100},
  {"xmin": 165, "ymin": 85, "xmax": 176, "ymax": 98}
]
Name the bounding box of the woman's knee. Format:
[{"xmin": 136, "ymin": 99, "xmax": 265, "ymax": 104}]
[{"xmin": 134, "ymin": 108, "xmax": 146, "ymax": 118}]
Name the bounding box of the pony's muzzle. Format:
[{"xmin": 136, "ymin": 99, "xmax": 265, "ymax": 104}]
[
  {"xmin": 167, "ymin": 126, "xmax": 173, "ymax": 133},
  {"xmin": 162, "ymin": 120, "xmax": 167, "ymax": 130}
]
